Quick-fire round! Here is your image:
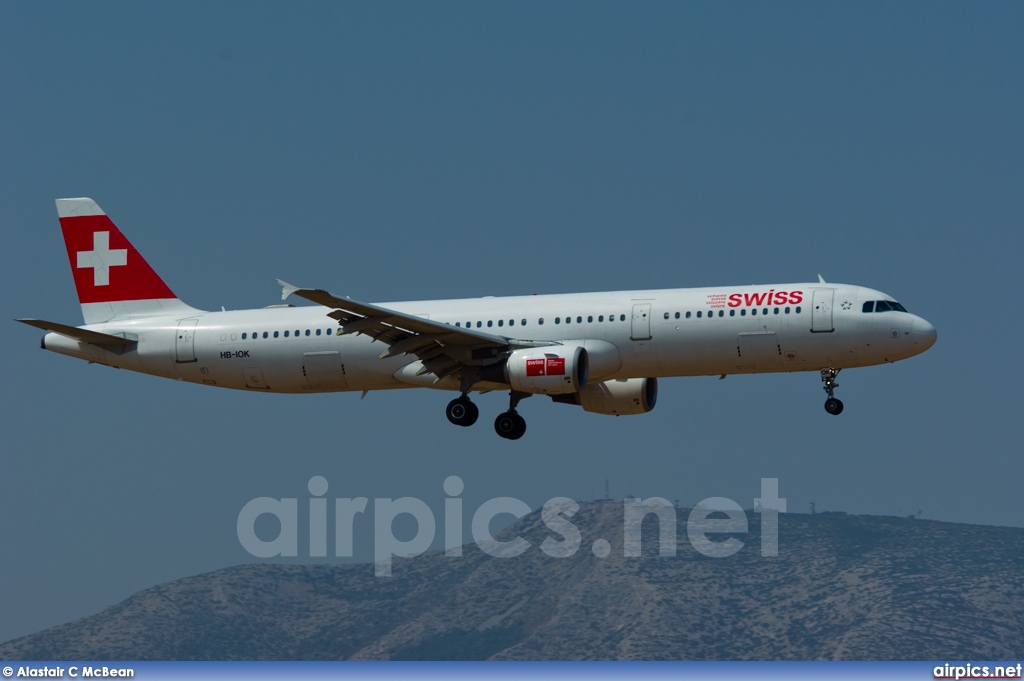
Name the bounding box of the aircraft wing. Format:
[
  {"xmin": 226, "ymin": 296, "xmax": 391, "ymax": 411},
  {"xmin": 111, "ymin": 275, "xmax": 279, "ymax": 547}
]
[{"xmin": 278, "ymin": 280, "xmax": 547, "ymax": 384}]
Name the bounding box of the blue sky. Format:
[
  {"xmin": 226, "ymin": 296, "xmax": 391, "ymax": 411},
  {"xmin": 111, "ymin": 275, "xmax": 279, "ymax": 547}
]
[{"xmin": 2, "ymin": 2, "xmax": 1022, "ymax": 644}]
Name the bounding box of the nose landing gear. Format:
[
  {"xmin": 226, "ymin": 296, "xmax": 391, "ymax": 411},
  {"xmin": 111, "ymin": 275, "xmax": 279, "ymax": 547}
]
[{"xmin": 821, "ymin": 368, "xmax": 844, "ymax": 415}]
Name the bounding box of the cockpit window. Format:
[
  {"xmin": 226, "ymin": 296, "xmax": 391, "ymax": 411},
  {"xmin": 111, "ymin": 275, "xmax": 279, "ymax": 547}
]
[
  {"xmin": 871, "ymin": 300, "xmax": 908, "ymax": 313},
  {"xmin": 862, "ymin": 301, "xmax": 874, "ymax": 313}
]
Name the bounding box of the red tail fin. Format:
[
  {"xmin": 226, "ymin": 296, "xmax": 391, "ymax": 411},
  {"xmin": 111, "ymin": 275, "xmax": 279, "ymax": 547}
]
[
  {"xmin": 58, "ymin": 198, "xmax": 175, "ymax": 303},
  {"xmin": 56, "ymin": 198, "xmax": 198, "ymax": 324}
]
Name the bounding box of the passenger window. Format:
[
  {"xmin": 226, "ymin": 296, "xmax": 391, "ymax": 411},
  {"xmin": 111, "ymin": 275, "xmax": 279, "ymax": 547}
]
[
  {"xmin": 555, "ymin": 317, "xmax": 561, "ymax": 324},
  {"xmin": 719, "ymin": 310, "xmax": 724, "ymax": 317},
  {"xmin": 498, "ymin": 320, "xmax": 503, "ymax": 327},
  {"xmin": 577, "ymin": 316, "xmax": 582, "ymax": 324},
  {"xmin": 476, "ymin": 321, "xmax": 482, "ymax": 328},
  {"xmin": 242, "ymin": 333, "xmax": 247, "ymax": 339},
  {"xmin": 588, "ymin": 315, "xmax": 593, "ymax": 323},
  {"xmin": 762, "ymin": 308, "xmax": 768, "ymax": 316},
  {"xmin": 784, "ymin": 307, "xmax": 790, "ymax": 314},
  {"xmin": 620, "ymin": 314, "xmax": 626, "ymax": 321},
  {"xmin": 565, "ymin": 316, "xmax": 571, "ymax": 324},
  {"xmin": 455, "ymin": 322, "xmax": 461, "ymax": 327},
  {"xmin": 862, "ymin": 301, "xmax": 874, "ymax": 313},
  {"xmin": 284, "ymin": 330, "xmax": 289, "ymax": 337},
  {"xmin": 686, "ymin": 311, "xmax": 691, "ymax": 319},
  {"xmin": 263, "ymin": 332, "xmax": 269, "ymax": 338},
  {"xmin": 752, "ymin": 309, "xmax": 757, "ymax": 316},
  {"xmin": 599, "ymin": 315, "xmax": 604, "ymax": 322},
  {"xmin": 774, "ymin": 308, "xmax": 779, "ymax": 314},
  {"xmin": 316, "ymin": 329, "xmax": 321, "ymax": 336},
  {"xmin": 741, "ymin": 309, "xmax": 746, "ymax": 316},
  {"xmin": 697, "ymin": 311, "xmax": 702, "ymax": 318},
  {"xmin": 305, "ymin": 329, "xmax": 310, "ymax": 336},
  {"xmin": 274, "ymin": 331, "xmax": 279, "ymax": 338},
  {"xmin": 795, "ymin": 306, "xmax": 801, "ymax": 314},
  {"xmin": 664, "ymin": 312, "xmax": 669, "ymax": 320},
  {"xmin": 521, "ymin": 319, "xmax": 526, "ymax": 326},
  {"xmin": 729, "ymin": 310, "xmax": 735, "ymax": 317},
  {"xmin": 487, "ymin": 320, "xmax": 493, "ymax": 327},
  {"xmin": 538, "ymin": 318, "xmax": 544, "ymax": 325}
]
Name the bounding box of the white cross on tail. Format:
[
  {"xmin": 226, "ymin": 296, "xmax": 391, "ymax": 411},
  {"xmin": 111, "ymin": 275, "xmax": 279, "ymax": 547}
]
[{"xmin": 77, "ymin": 231, "xmax": 127, "ymax": 286}]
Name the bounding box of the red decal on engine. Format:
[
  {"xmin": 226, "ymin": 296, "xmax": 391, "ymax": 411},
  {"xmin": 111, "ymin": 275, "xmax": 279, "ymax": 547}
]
[
  {"xmin": 546, "ymin": 357, "xmax": 566, "ymax": 375},
  {"xmin": 526, "ymin": 358, "xmax": 547, "ymax": 376}
]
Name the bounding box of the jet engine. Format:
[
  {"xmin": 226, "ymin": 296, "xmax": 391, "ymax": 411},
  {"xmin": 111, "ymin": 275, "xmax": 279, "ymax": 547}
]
[
  {"xmin": 503, "ymin": 346, "xmax": 589, "ymax": 395},
  {"xmin": 551, "ymin": 377, "xmax": 658, "ymax": 415}
]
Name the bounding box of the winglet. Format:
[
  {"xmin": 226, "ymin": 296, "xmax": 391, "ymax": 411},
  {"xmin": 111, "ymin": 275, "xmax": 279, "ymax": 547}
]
[
  {"xmin": 276, "ymin": 279, "xmax": 301, "ymax": 301},
  {"xmin": 817, "ymin": 274, "xmax": 827, "ymax": 284}
]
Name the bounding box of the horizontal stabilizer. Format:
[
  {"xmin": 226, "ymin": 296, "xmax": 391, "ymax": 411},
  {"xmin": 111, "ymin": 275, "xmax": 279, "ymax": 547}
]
[{"xmin": 16, "ymin": 318, "xmax": 137, "ymax": 347}]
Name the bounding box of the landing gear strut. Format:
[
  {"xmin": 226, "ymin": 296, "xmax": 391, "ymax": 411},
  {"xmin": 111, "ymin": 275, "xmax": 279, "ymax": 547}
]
[
  {"xmin": 494, "ymin": 390, "xmax": 530, "ymax": 440},
  {"xmin": 821, "ymin": 368, "xmax": 844, "ymax": 415},
  {"xmin": 446, "ymin": 394, "xmax": 479, "ymax": 427}
]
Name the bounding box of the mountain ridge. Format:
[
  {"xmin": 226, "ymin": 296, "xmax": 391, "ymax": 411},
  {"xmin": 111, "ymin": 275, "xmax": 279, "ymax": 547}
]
[{"xmin": 3, "ymin": 502, "xmax": 1022, "ymax": 660}]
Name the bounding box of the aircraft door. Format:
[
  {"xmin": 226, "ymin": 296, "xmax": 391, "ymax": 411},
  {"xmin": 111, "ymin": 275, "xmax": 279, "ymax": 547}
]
[
  {"xmin": 303, "ymin": 351, "xmax": 348, "ymax": 390},
  {"xmin": 811, "ymin": 289, "xmax": 835, "ymax": 333},
  {"xmin": 737, "ymin": 332, "xmax": 783, "ymax": 370},
  {"xmin": 175, "ymin": 319, "xmax": 198, "ymax": 363},
  {"xmin": 243, "ymin": 367, "xmax": 269, "ymax": 389},
  {"xmin": 630, "ymin": 303, "xmax": 652, "ymax": 341}
]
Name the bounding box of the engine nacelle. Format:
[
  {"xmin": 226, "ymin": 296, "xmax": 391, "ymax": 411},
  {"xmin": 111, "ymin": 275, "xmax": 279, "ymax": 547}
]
[
  {"xmin": 553, "ymin": 377, "xmax": 658, "ymax": 415},
  {"xmin": 552, "ymin": 339, "xmax": 622, "ymax": 380},
  {"xmin": 505, "ymin": 346, "xmax": 589, "ymax": 395}
]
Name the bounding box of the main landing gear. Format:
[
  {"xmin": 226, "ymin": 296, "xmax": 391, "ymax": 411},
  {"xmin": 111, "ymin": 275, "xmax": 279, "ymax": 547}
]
[
  {"xmin": 494, "ymin": 391, "xmax": 530, "ymax": 441},
  {"xmin": 445, "ymin": 394, "xmax": 479, "ymax": 427},
  {"xmin": 445, "ymin": 391, "xmax": 529, "ymax": 439},
  {"xmin": 821, "ymin": 367, "xmax": 844, "ymax": 415}
]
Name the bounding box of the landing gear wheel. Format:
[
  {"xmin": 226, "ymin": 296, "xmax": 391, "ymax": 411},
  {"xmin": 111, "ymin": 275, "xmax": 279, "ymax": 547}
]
[
  {"xmin": 824, "ymin": 397, "xmax": 844, "ymax": 415},
  {"xmin": 446, "ymin": 396, "xmax": 479, "ymax": 427},
  {"xmin": 820, "ymin": 367, "xmax": 844, "ymax": 416},
  {"xmin": 494, "ymin": 411, "xmax": 527, "ymax": 440}
]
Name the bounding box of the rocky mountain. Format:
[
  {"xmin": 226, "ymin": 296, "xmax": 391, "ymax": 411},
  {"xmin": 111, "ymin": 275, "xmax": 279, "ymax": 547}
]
[{"xmin": 3, "ymin": 502, "xmax": 1022, "ymax": 660}]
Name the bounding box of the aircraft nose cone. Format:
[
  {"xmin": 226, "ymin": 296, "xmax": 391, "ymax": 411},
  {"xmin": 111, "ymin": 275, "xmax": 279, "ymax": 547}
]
[{"xmin": 913, "ymin": 318, "xmax": 937, "ymax": 351}]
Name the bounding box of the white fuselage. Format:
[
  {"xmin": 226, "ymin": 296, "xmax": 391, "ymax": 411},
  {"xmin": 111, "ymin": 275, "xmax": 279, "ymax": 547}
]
[{"xmin": 41, "ymin": 282, "xmax": 936, "ymax": 395}]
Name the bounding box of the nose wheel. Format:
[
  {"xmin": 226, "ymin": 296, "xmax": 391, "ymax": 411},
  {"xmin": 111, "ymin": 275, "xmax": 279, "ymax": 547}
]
[
  {"xmin": 445, "ymin": 395, "xmax": 479, "ymax": 427},
  {"xmin": 821, "ymin": 368, "xmax": 844, "ymax": 415}
]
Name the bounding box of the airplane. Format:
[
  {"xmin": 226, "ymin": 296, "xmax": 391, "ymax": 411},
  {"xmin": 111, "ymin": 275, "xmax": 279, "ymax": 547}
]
[{"xmin": 19, "ymin": 198, "xmax": 937, "ymax": 440}]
